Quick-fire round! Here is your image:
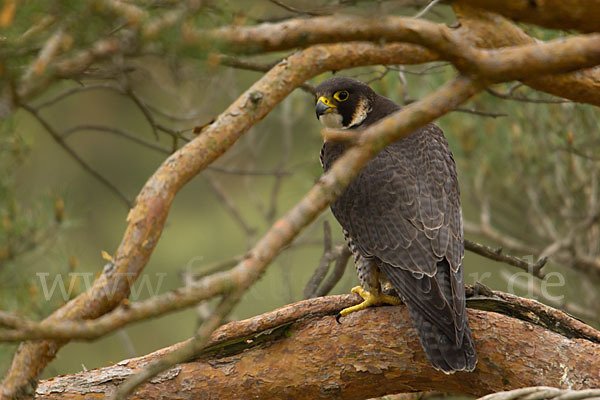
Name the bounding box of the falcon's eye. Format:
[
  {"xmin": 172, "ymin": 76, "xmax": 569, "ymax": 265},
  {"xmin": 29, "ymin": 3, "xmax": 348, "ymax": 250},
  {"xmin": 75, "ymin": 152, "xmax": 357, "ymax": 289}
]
[{"xmin": 333, "ymin": 90, "xmax": 349, "ymax": 102}]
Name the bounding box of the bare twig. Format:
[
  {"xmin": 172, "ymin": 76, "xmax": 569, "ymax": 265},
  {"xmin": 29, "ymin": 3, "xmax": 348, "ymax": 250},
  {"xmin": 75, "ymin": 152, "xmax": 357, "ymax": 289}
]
[
  {"xmin": 266, "ymin": 95, "xmax": 294, "ymax": 222},
  {"xmin": 204, "ymin": 173, "xmax": 257, "ymax": 245},
  {"xmin": 63, "ymin": 125, "xmax": 171, "ymax": 154},
  {"xmin": 453, "ymin": 107, "xmax": 507, "ymax": 118},
  {"xmin": 268, "ymin": 0, "xmax": 326, "ymax": 16},
  {"xmin": 414, "ymin": 0, "xmax": 442, "ymax": 19},
  {"xmin": 304, "ymin": 221, "xmax": 333, "ymax": 299},
  {"xmin": 21, "ymin": 104, "xmax": 133, "ymax": 208},
  {"xmin": 206, "ymin": 165, "xmax": 292, "ymax": 176},
  {"xmin": 313, "ymin": 245, "xmax": 351, "ymax": 297},
  {"xmin": 486, "ymin": 87, "xmax": 569, "ymax": 104},
  {"xmin": 218, "ymin": 54, "xmax": 316, "ymax": 95},
  {"xmin": 465, "ymin": 239, "xmax": 547, "ymax": 279},
  {"xmin": 111, "ymin": 291, "xmax": 243, "ymax": 399}
]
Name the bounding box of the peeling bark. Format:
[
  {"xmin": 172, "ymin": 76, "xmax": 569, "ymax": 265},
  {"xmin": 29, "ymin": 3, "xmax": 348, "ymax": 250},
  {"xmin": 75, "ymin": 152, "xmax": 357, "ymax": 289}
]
[{"xmin": 34, "ymin": 294, "xmax": 600, "ymax": 399}]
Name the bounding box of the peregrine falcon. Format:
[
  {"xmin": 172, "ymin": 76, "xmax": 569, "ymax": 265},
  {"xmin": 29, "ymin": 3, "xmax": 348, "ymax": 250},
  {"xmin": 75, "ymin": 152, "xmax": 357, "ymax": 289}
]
[{"xmin": 315, "ymin": 77, "xmax": 477, "ymax": 373}]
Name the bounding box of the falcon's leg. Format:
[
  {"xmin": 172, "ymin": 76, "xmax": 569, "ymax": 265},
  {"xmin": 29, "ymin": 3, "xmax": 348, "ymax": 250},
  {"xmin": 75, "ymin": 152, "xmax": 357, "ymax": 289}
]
[{"xmin": 336, "ymin": 255, "xmax": 401, "ymax": 323}]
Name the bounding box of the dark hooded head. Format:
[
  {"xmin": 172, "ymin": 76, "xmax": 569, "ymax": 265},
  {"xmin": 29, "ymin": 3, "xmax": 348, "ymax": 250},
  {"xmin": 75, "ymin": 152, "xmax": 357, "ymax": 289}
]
[{"xmin": 315, "ymin": 77, "xmax": 376, "ymax": 129}]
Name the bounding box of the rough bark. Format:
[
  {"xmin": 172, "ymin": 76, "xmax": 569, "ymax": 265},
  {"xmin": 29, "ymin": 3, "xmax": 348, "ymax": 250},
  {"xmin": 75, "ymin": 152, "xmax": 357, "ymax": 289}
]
[
  {"xmin": 454, "ymin": 0, "xmax": 600, "ymax": 33},
  {"xmin": 452, "ymin": 2, "xmax": 600, "ymax": 106},
  {"xmin": 195, "ymin": 13, "xmax": 600, "ymax": 106},
  {"xmin": 0, "ymin": 43, "xmax": 436, "ymax": 399},
  {"xmin": 33, "ymin": 293, "xmax": 600, "ymax": 399},
  {"xmin": 6, "ymin": 6, "xmax": 600, "ymax": 398}
]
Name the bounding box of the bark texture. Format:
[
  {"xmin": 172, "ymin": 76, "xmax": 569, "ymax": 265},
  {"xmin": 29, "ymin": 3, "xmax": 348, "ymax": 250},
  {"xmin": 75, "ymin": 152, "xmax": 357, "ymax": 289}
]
[
  {"xmin": 34, "ymin": 294, "xmax": 600, "ymax": 399},
  {"xmin": 455, "ymin": 0, "xmax": 600, "ymax": 32}
]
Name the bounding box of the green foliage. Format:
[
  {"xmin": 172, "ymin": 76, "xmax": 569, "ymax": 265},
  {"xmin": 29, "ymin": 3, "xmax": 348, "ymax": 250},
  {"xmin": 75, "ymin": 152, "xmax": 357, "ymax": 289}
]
[{"xmin": 0, "ymin": 118, "xmax": 70, "ymax": 316}]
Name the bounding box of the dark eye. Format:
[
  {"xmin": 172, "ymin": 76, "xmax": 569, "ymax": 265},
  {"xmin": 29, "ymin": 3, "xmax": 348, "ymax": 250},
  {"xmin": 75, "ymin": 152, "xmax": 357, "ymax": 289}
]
[{"xmin": 334, "ymin": 90, "xmax": 349, "ymax": 102}]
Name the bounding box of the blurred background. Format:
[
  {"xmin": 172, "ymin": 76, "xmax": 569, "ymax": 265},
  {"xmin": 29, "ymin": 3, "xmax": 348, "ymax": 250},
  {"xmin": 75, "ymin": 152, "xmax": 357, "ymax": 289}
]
[{"xmin": 1, "ymin": 0, "xmax": 599, "ymax": 380}]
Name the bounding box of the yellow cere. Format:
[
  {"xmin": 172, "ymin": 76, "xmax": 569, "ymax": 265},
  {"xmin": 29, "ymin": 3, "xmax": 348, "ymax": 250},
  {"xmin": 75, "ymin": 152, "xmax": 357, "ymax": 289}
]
[{"xmin": 317, "ymin": 96, "xmax": 335, "ymax": 108}]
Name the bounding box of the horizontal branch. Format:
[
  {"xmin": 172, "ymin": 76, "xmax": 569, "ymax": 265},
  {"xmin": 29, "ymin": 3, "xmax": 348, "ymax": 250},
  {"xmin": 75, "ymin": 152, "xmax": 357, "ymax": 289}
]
[
  {"xmin": 456, "ymin": 0, "xmax": 600, "ymax": 33},
  {"xmin": 195, "ymin": 16, "xmax": 600, "ymax": 83},
  {"xmin": 33, "ymin": 293, "xmax": 600, "ymax": 399},
  {"xmin": 197, "ymin": 14, "xmax": 600, "ymax": 105}
]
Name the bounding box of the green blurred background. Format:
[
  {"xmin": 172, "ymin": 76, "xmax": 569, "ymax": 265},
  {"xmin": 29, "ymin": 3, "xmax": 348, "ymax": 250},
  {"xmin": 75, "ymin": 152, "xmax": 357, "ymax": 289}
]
[{"xmin": 1, "ymin": 0, "xmax": 599, "ymax": 380}]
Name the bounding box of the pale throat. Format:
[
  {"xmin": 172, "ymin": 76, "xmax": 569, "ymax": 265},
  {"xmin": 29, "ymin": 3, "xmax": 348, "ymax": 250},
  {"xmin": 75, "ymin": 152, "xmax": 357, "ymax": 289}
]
[
  {"xmin": 318, "ymin": 112, "xmax": 344, "ymax": 129},
  {"xmin": 318, "ymin": 98, "xmax": 371, "ymax": 130}
]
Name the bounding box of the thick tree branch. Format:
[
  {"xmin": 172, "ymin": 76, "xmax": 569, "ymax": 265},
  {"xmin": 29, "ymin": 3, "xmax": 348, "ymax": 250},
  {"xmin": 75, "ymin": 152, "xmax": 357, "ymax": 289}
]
[
  {"xmin": 6, "ymin": 32, "xmax": 600, "ymax": 395},
  {"xmin": 33, "ymin": 293, "xmax": 600, "ymax": 399},
  {"xmin": 195, "ymin": 16, "xmax": 600, "ymax": 82},
  {"xmin": 7, "ymin": 9, "xmax": 600, "ymax": 398},
  {"xmin": 197, "ymin": 14, "xmax": 600, "ymax": 106},
  {"xmin": 452, "ymin": 2, "xmax": 600, "ymax": 105},
  {"xmin": 455, "ymin": 0, "xmax": 600, "ymax": 33},
  {"xmin": 0, "ymin": 42, "xmax": 436, "ymax": 398}
]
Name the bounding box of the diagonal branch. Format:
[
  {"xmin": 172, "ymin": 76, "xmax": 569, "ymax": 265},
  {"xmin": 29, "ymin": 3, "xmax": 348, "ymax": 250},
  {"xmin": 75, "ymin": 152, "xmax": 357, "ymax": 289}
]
[
  {"xmin": 0, "ymin": 42, "xmax": 436, "ymax": 398},
  {"xmin": 111, "ymin": 74, "xmax": 482, "ymax": 398}
]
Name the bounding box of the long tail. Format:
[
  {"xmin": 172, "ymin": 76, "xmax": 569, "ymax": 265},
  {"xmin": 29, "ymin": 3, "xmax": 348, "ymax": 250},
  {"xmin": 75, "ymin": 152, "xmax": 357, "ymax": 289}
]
[
  {"xmin": 380, "ymin": 260, "xmax": 477, "ymax": 373},
  {"xmin": 406, "ymin": 303, "xmax": 477, "ymax": 373}
]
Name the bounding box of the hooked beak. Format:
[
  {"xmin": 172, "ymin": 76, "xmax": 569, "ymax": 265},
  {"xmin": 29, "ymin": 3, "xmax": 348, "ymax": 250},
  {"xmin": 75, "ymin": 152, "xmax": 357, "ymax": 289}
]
[{"xmin": 316, "ymin": 96, "xmax": 335, "ymax": 118}]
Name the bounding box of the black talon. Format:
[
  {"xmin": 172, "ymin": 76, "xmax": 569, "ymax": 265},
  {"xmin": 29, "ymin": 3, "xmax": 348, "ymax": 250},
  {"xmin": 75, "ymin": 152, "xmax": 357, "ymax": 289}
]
[{"xmin": 335, "ymin": 313, "xmax": 342, "ymax": 324}]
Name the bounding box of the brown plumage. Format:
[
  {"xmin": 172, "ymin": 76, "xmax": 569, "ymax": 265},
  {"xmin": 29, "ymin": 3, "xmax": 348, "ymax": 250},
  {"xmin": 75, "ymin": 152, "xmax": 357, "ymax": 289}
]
[{"xmin": 315, "ymin": 77, "xmax": 477, "ymax": 373}]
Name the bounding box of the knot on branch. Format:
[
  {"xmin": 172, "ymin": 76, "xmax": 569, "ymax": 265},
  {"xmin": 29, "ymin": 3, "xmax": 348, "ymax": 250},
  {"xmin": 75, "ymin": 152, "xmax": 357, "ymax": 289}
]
[{"xmin": 249, "ymin": 90, "xmax": 264, "ymax": 105}]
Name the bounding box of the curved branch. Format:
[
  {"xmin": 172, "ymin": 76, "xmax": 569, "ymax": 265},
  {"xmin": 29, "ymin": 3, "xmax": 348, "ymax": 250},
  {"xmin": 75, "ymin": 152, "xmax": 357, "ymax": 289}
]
[
  {"xmin": 7, "ymin": 33, "xmax": 600, "ymax": 395},
  {"xmin": 452, "ymin": 3, "xmax": 600, "ymax": 105},
  {"xmin": 8, "ymin": 12, "xmax": 600, "ymax": 398},
  {"xmin": 195, "ymin": 16, "xmax": 600, "ymax": 82},
  {"xmin": 197, "ymin": 14, "xmax": 600, "ymax": 106},
  {"xmin": 455, "ymin": 0, "xmax": 600, "ymax": 33},
  {"xmin": 0, "ymin": 42, "xmax": 436, "ymax": 398},
  {"xmin": 33, "ymin": 294, "xmax": 600, "ymax": 399}
]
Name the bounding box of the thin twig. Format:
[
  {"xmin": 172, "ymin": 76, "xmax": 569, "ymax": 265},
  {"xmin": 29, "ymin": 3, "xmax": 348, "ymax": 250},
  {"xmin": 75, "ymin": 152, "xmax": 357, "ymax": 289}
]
[
  {"xmin": 268, "ymin": 0, "xmax": 326, "ymax": 17},
  {"xmin": 204, "ymin": 173, "xmax": 256, "ymax": 245},
  {"xmin": 63, "ymin": 125, "xmax": 171, "ymax": 154},
  {"xmin": 304, "ymin": 221, "xmax": 333, "ymax": 299},
  {"xmin": 314, "ymin": 245, "xmax": 351, "ymax": 297},
  {"xmin": 218, "ymin": 54, "xmax": 316, "ymax": 96},
  {"xmin": 487, "ymin": 87, "xmax": 570, "ymax": 104},
  {"xmin": 266, "ymin": 95, "xmax": 294, "ymax": 222},
  {"xmin": 453, "ymin": 107, "xmax": 507, "ymax": 118},
  {"xmin": 206, "ymin": 165, "xmax": 292, "ymax": 176},
  {"xmin": 21, "ymin": 104, "xmax": 133, "ymax": 208},
  {"xmin": 465, "ymin": 238, "xmax": 547, "ymax": 279},
  {"xmin": 414, "ymin": 0, "xmax": 441, "ymax": 19},
  {"xmin": 112, "ymin": 291, "xmax": 242, "ymax": 399}
]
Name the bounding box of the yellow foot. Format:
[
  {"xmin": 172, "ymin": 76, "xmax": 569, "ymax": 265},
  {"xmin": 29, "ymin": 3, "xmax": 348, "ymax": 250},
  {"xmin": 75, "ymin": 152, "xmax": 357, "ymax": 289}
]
[{"xmin": 336, "ymin": 286, "xmax": 402, "ymax": 323}]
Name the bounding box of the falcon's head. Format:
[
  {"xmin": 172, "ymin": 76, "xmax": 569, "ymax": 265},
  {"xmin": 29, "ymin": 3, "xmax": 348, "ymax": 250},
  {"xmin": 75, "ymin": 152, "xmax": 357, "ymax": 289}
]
[{"xmin": 315, "ymin": 77, "xmax": 375, "ymax": 129}]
